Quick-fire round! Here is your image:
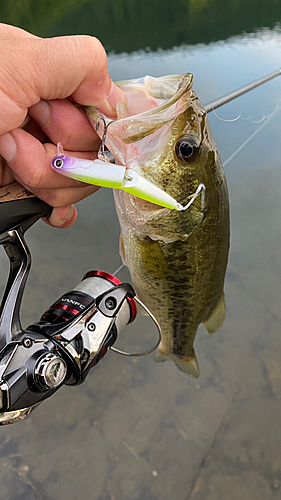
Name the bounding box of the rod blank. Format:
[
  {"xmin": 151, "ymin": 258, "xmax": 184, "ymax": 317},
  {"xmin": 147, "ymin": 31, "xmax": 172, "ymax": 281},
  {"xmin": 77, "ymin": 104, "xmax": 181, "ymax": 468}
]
[{"xmin": 205, "ymin": 68, "xmax": 281, "ymax": 113}]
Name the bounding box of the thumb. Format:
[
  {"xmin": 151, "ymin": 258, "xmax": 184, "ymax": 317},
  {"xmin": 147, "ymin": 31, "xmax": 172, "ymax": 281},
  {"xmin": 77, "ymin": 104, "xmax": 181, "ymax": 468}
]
[{"xmin": 0, "ymin": 34, "xmax": 125, "ymax": 134}]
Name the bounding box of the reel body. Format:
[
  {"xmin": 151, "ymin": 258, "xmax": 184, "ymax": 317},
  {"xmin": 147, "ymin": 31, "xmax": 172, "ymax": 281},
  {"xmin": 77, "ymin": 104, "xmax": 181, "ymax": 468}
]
[{"xmin": 0, "ymin": 185, "xmax": 137, "ymax": 424}]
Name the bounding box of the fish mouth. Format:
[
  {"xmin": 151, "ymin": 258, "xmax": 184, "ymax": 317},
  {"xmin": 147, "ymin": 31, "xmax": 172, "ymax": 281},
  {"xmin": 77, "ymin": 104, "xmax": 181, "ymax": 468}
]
[
  {"xmin": 86, "ymin": 74, "xmax": 195, "ymax": 217},
  {"xmin": 115, "ymin": 73, "xmax": 193, "ymax": 120},
  {"xmin": 86, "ymin": 73, "xmax": 193, "ymax": 145}
]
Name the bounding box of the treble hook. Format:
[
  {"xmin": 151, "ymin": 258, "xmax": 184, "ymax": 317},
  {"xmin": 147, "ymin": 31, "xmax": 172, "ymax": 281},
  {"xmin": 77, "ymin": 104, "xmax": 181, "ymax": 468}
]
[{"xmin": 96, "ymin": 117, "xmax": 115, "ymax": 161}]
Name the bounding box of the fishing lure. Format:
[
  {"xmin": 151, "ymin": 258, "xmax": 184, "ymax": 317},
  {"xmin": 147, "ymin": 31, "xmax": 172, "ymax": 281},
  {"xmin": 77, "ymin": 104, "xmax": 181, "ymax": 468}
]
[{"xmin": 51, "ymin": 142, "xmax": 205, "ymax": 212}]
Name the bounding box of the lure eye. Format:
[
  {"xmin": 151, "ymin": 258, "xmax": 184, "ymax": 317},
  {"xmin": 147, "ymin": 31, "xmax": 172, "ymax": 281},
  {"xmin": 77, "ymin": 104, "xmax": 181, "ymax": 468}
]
[
  {"xmin": 175, "ymin": 136, "xmax": 200, "ymax": 163},
  {"xmin": 54, "ymin": 158, "xmax": 64, "ymax": 169}
]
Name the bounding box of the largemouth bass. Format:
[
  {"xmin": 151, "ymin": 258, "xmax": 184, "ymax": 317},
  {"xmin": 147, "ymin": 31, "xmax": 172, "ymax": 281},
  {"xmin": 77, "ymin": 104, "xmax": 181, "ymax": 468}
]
[{"xmin": 86, "ymin": 74, "xmax": 230, "ymax": 378}]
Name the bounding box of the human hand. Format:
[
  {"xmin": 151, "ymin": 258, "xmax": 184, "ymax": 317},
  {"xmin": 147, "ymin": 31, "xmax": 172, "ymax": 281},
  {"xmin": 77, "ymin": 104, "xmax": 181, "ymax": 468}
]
[{"xmin": 0, "ymin": 24, "xmax": 125, "ymax": 228}]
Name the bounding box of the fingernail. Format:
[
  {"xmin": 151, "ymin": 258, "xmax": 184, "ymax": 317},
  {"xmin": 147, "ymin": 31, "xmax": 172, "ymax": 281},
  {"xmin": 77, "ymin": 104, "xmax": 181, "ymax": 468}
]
[
  {"xmin": 81, "ymin": 82, "xmax": 127, "ymax": 117},
  {"xmin": 107, "ymin": 82, "xmax": 127, "ymax": 111},
  {"xmin": 53, "ymin": 205, "xmax": 74, "ymax": 223},
  {"xmin": 0, "ymin": 133, "xmax": 17, "ymax": 163},
  {"xmin": 29, "ymin": 100, "xmax": 50, "ymax": 127},
  {"xmin": 59, "ymin": 205, "xmax": 74, "ymax": 221}
]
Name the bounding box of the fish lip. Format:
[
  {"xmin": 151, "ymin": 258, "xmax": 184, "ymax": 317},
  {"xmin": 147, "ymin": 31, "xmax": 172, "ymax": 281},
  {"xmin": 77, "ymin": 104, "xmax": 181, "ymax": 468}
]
[
  {"xmin": 86, "ymin": 73, "xmax": 195, "ymax": 164},
  {"xmin": 115, "ymin": 73, "xmax": 193, "ymax": 123},
  {"xmin": 86, "ymin": 73, "xmax": 193, "ymax": 125}
]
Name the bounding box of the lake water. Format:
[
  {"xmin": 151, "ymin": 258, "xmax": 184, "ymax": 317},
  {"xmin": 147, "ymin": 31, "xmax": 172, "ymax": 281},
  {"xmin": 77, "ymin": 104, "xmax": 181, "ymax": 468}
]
[{"xmin": 0, "ymin": 3, "xmax": 281, "ymax": 499}]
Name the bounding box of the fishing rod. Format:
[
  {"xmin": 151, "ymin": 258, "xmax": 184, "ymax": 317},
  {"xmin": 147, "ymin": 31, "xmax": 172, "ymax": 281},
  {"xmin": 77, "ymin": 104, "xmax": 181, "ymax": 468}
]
[
  {"xmin": 205, "ymin": 68, "xmax": 281, "ymax": 112},
  {"xmin": 0, "ymin": 68, "xmax": 279, "ymax": 425}
]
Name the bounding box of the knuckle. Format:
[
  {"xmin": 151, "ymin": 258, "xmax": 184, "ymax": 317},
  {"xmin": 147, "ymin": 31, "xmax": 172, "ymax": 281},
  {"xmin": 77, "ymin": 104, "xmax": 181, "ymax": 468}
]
[
  {"xmin": 93, "ymin": 40, "xmax": 108, "ymax": 76},
  {"xmin": 80, "ymin": 35, "xmax": 107, "ymax": 77}
]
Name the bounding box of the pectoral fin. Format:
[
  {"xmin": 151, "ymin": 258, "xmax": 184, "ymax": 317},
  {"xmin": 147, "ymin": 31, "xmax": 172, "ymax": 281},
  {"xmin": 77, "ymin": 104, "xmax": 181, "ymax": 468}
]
[{"xmin": 203, "ymin": 293, "xmax": 226, "ymax": 336}]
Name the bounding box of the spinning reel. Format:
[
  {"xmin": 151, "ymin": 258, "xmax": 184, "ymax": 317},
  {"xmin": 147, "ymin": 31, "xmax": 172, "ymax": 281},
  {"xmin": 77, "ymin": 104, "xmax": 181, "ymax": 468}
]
[{"xmin": 0, "ymin": 183, "xmax": 159, "ymax": 425}]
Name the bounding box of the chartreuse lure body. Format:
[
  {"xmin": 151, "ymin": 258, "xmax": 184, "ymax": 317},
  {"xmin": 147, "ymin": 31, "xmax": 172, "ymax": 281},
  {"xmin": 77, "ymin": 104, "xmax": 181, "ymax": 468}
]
[{"xmin": 51, "ymin": 144, "xmax": 205, "ymax": 212}]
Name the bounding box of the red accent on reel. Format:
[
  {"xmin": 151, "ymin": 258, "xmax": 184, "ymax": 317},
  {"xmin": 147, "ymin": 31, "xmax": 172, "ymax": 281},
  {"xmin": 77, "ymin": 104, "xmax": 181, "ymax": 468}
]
[
  {"xmin": 83, "ymin": 270, "xmax": 137, "ymax": 323},
  {"xmin": 100, "ymin": 346, "xmax": 107, "ymax": 359},
  {"xmin": 52, "ymin": 303, "xmax": 80, "ymax": 315}
]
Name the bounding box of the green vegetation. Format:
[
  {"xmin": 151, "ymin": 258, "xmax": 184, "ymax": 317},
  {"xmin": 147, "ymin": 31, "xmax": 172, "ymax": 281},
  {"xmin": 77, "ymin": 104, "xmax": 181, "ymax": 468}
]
[
  {"xmin": 0, "ymin": 0, "xmax": 87, "ymax": 36},
  {"xmin": 0, "ymin": 0, "xmax": 280, "ymax": 53}
]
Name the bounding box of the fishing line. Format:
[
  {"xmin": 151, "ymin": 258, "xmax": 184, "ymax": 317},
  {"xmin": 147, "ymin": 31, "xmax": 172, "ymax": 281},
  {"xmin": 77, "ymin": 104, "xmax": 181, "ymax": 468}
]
[
  {"xmin": 248, "ymin": 100, "xmax": 281, "ymax": 123},
  {"xmin": 213, "ymin": 100, "xmax": 281, "ymax": 124},
  {"xmin": 213, "ymin": 109, "xmax": 241, "ymax": 122},
  {"xmin": 110, "ymin": 296, "xmax": 162, "ymax": 357},
  {"xmin": 249, "ymin": 116, "xmax": 267, "ymax": 124},
  {"xmin": 178, "ymin": 183, "xmax": 206, "ymax": 211},
  {"xmin": 223, "ymin": 105, "xmax": 280, "ymax": 167},
  {"xmin": 112, "ymin": 263, "xmax": 125, "ymax": 276}
]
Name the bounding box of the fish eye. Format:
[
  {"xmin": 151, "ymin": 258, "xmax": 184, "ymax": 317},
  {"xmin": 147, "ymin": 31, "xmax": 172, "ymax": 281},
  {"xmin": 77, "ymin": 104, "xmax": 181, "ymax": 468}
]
[
  {"xmin": 175, "ymin": 136, "xmax": 200, "ymax": 163},
  {"xmin": 54, "ymin": 158, "xmax": 63, "ymax": 168}
]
